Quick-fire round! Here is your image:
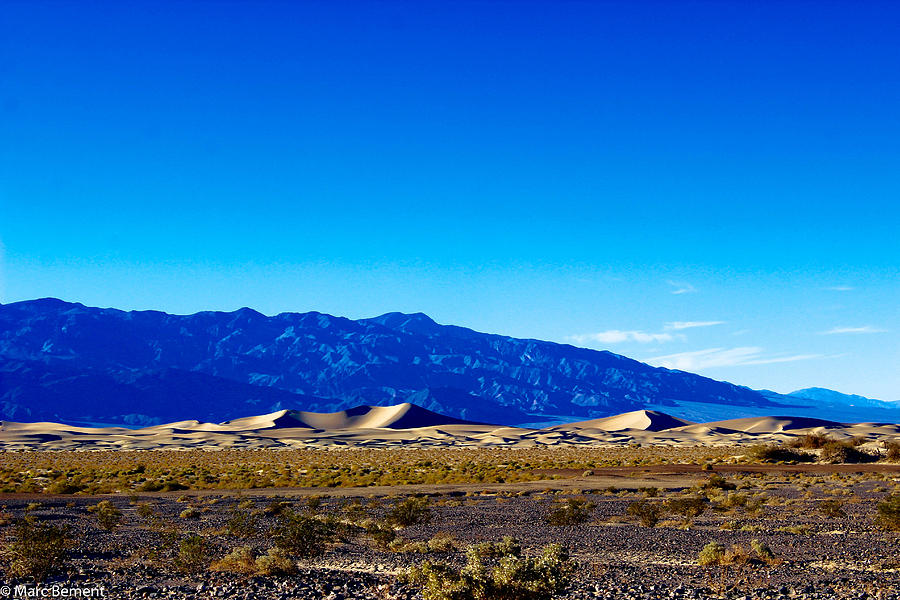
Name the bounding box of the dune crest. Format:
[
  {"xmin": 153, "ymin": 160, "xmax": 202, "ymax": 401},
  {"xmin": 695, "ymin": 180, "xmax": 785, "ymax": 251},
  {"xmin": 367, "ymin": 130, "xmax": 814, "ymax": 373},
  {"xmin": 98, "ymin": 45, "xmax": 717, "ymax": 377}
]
[{"xmin": 552, "ymin": 410, "xmax": 695, "ymax": 432}]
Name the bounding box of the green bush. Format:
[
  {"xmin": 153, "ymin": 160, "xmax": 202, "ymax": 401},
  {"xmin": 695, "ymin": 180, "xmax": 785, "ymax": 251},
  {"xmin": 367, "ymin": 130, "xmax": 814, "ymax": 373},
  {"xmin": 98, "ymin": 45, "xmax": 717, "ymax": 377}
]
[
  {"xmin": 876, "ymin": 494, "xmax": 900, "ymax": 531},
  {"xmin": 665, "ymin": 496, "xmax": 706, "ymax": 519},
  {"xmin": 820, "ymin": 441, "xmax": 877, "ymax": 464},
  {"xmin": 750, "ymin": 539, "xmax": 777, "ymax": 564},
  {"xmin": 210, "ymin": 545, "xmax": 256, "ymax": 574},
  {"xmin": 88, "ymin": 500, "xmax": 122, "ymax": 531},
  {"xmin": 136, "ymin": 502, "xmax": 156, "ymax": 519},
  {"xmin": 342, "ymin": 501, "xmax": 368, "ymax": 523},
  {"xmin": 883, "ymin": 441, "xmax": 900, "ymax": 461},
  {"xmin": 786, "ymin": 433, "xmax": 831, "ymax": 449},
  {"xmin": 366, "ymin": 520, "xmax": 397, "ymax": 548},
  {"xmin": 699, "ymin": 539, "xmax": 778, "ymax": 567},
  {"xmin": 1, "ymin": 517, "xmax": 73, "ymax": 582},
  {"xmin": 255, "ymin": 547, "xmax": 296, "ymax": 575},
  {"xmin": 387, "ymin": 497, "xmax": 432, "ymax": 527},
  {"xmin": 226, "ymin": 509, "xmax": 258, "ymax": 537},
  {"xmin": 545, "ymin": 498, "xmax": 595, "ymax": 526},
  {"xmin": 408, "ymin": 542, "xmax": 575, "ymax": 600},
  {"xmin": 819, "ymin": 499, "xmax": 846, "ymax": 519},
  {"xmin": 175, "ymin": 534, "xmax": 210, "ymax": 573},
  {"xmin": 263, "ymin": 500, "xmax": 290, "ymax": 516},
  {"xmin": 697, "ymin": 541, "xmax": 725, "ymax": 566},
  {"xmin": 44, "ymin": 480, "xmax": 83, "ymax": 494},
  {"xmin": 427, "ymin": 533, "xmax": 457, "ymax": 553},
  {"xmin": 747, "ymin": 445, "xmax": 814, "ymax": 463},
  {"xmin": 470, "ymin": 536, "xmax": 522, "ymax": 558},
  {"xmin": 271, "ymin": 509, "xmax": 334, "ymax": 557},
  {"xmin": 625, "ymin": 499, "xmax": 662, "ymax": 527}
]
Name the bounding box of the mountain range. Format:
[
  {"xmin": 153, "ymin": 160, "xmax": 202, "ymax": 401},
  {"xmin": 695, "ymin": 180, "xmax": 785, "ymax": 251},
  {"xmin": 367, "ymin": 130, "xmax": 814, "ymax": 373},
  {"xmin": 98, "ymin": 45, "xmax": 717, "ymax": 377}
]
[{"xmin": 0, "ymin": 298, "xmax": 897, "ymax": 426}]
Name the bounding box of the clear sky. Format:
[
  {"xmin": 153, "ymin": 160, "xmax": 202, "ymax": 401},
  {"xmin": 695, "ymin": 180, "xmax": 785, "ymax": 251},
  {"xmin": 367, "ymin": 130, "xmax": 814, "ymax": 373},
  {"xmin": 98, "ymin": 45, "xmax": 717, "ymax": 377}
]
[{"xmin": 1, "ymin": 1, "xmax": 898, "ymax": 400}]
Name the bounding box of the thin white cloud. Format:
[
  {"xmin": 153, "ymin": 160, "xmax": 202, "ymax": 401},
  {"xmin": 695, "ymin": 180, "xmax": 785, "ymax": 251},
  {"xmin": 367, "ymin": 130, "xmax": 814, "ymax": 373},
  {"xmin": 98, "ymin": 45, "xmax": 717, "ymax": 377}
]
[
  {"xmin": 664, "ymin": 321, "xmax": 725, "ymax": 330},
  {"xmin": 825, "ymin": 286, "xmax": 854, "ymax": 292},
  {"xmin": 667, "ymin": 280, "xmax": 696, "ymax": 295},
  {"xmin": 646, "ymin": 347, "xmax": 824, "ymax": 371},
  {"xmin": 820, "ymin": 326, "xmax": 888, "ymax": 335},
  {"xmin": 569, "ymin": 330, "xmax": 676, "ymax": 344}
]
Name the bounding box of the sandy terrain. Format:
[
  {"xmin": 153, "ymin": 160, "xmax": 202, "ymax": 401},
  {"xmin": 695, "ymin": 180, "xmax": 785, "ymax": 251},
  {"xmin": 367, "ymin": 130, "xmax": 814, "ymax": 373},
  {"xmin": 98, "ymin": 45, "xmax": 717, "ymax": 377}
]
[{"xmin": 1, "ymin": 405, "xmax": 897, "ymax": 451}]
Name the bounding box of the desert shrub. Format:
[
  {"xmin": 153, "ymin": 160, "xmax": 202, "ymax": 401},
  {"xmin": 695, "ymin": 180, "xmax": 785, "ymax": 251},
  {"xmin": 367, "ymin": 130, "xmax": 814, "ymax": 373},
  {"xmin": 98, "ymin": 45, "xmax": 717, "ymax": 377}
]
[
  {"xmin": 175, "ymin": 534, "xmax": 210, "ymax": 573},
  {"xmin": 179, "ymin": 507, "xmax": 201, "ymax": 519},
  {"xmin": 237, "ymin": 499, "xmax": 255, "ymax": 510},
  {"xmin": 44, "ymin": 480, "xmax": 83, "ymax": 494},
  {"xmin": 88, "ymin": 500, "xmax": 122, "ymax": 531},
  {"xmin": 545, "ymin": 498, "xmax": 595, "ymax": 526},
  {"xmin": 305, "ymin": 495, "xmax": 323, "ymax": 512},
  {"xmin": 787, "ymin": 433, "xmax": 831, "ymax": 449},
  {"xmin": 883, "ymin": 441, "xmax": 900, "ymax": 462},
  {"xmin": 263, "ymin": 500, "xmax": 290, "ymax": 516},
  {"xmin": 210, "ymin": 545, "xmax": 256, "ymax": 574},
  {"xmin": 407, "ymin": 542, "xmax": 574, "ymax": 600},
  {"xmin": 367, "ymin": 520, "xmax": 397, "ymax": 548},
  {"xmin": 387, "ymin": 497, "xmax": 432, "ymax": 527},
  {"xmin": 342, "ymin": 501, "xmax": 368, "ymax": 523},
  {"xmin": 226, "ymin": 509, "xmax": 258, "ymax": 537},
  {"xmin": 639, "ymin": 487, "xmax": 660, "ymax": 497},
  {"xmin": 665, "ymin": 497, "xmax": 706, "ymax": 519},
  {"xmin": 702, "ymin": 475, "xmax": 736, "ymax": 491},
  {"xmin": 136, "ymin": 502, "xmax": 156, "ymax": 519},
  {"xmin": 626, "ymin": 499, "xmax": 662, "ymax": 527},
  {"xmin": 875, "ymin": 494, "xmax": 900, "ymax": 531},
  {"xmin": 471, "ymin": 536, "xmax": 522, "ymax": 558},
  {"xmin": 750, "ymin": 539, "xmax": 778, "ymax": 564},
  {"xmin": 255, "ymin": 547, "xmax": 296, "ymax": 575},
  {"xmin": 747, "ymin": 445, "xmax": 814, "ymax": 463},
  {"xmin": 700, "ymin": 539, "xmax": 778, "ymax": 568},
  {"xmin": 820, "ymin": 441, "xmax": 877, "ymax": 464},
  {"xmin": 697, "ymin": 541, "xmax": 725, "ymax": 566},
  {"xmin": 1, "ymin": 517, "xmax": 73, "ymax": 582},
  {"xmin": 141, "ymin": 480, "xmax": 188, "ymax": 492},
  {"xmin": 271, "ymin": 509, "xmax": 333, "ymax": 557},
  {"xmin": 819, "ymin": 499, "xmax": 846, "ymax": 519},
  {"xmin": 743, "ymin": 495, "xmax": 767, "ymax": 515},
  {"xmin": 427, "ymin": 532, "xmax": 457, "ymax": 553},
  {"xmin": 722, "ymin": 544, "xmax": 751, "ymax": 567},
  {"xmin": 718, "ymin": 492, "xmax": 748, "ymax": 510}
]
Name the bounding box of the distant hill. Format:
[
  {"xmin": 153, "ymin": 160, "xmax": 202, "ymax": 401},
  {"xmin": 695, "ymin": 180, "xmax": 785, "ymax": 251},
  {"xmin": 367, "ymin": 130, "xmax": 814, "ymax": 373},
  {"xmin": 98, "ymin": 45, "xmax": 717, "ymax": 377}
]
[
  {"xmin": 788, "ymin": 387, "xmax": 897, "ymax": 408},
  {"xmin": 0, "ymin": 298, "xmax": 896, "ymax": 426}
]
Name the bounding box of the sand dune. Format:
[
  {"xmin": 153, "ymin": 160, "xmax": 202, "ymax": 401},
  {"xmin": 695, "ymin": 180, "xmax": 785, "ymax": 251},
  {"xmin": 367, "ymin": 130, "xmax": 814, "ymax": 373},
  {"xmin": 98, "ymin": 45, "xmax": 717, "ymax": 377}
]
[
  {"xmin": 699, "ymin": 416, "xmax": 846, "ymax": 434},
  {"xmin": 217, "ymin": 403, "xmax": 481, "ymax": 431},
  {"xmin": 552, "ymin": 410, "xmax": 695, "ymax": 432},
  {"xmin": 0, "ymin": 404, "xmax": 897, "ymax": 451}
]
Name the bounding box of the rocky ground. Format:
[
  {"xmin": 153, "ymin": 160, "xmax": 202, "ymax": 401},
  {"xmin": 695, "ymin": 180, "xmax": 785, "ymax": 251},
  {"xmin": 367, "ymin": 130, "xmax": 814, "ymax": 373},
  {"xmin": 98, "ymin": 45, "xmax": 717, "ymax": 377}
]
[{"xmin": 1, "ymin": 469, "xmax": 898, "ymax": 600}]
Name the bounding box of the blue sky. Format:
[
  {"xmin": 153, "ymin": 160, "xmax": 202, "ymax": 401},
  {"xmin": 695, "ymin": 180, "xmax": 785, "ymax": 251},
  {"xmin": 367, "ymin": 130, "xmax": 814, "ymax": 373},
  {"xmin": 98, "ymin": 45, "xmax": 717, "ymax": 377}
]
[{"xmin": 1, "ymin": 1, "xmax": 898, "ymax": 399}]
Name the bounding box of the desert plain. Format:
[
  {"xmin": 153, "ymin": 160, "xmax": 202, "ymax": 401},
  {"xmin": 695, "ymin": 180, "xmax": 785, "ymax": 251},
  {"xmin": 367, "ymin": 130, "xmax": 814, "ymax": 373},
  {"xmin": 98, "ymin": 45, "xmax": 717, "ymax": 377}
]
[{"xmin": 0, "ymin": 405, "xmax": 898, "ymax": 599}]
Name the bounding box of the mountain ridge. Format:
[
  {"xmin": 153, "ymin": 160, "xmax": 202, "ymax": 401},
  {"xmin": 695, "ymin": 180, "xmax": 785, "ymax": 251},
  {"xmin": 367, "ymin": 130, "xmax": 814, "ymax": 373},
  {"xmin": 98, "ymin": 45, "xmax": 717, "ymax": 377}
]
[{"xmin": 0, "ymin": 298, "xmax": 894, "ymax": 426}]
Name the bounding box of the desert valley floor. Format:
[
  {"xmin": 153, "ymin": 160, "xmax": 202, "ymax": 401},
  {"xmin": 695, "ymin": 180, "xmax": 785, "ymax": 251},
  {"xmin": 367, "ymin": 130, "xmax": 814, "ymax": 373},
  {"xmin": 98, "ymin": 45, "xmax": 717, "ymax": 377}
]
[{"xmin": 1, "ymin": 406, "xmax": 898, "ymax": 599}]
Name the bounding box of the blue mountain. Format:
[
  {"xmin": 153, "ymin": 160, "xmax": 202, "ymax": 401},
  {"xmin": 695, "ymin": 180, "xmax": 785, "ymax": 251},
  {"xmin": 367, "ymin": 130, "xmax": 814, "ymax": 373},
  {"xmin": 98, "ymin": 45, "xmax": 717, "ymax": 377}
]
[{"xmin": 0, "ymin": 299, "xmax": 895, "ymax": 426}]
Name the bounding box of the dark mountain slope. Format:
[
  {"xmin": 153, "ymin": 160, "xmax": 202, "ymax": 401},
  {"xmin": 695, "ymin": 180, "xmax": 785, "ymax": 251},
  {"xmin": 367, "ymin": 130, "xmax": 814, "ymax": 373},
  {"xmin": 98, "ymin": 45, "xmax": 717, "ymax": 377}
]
[{"xmin": 0, "ymin": 298, "xmax": 776, "ymax": 425}]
